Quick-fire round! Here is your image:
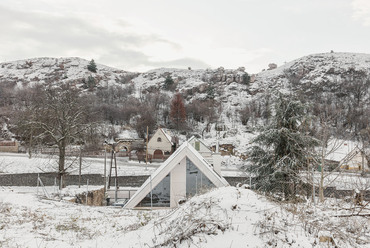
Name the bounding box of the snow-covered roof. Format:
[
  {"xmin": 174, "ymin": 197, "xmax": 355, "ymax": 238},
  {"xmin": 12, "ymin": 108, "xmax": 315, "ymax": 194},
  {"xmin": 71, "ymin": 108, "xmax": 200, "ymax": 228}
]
[
  {"xmin": 117, "ymin": 129, "xmax": 139, "ymax": 140},
  {"xmin": 159, "ymin": 128, "xmax": 175, "ymax": 145},
  {"xmin": 325, "ymin": 140, "xmax": 360, "ymax": 162}
]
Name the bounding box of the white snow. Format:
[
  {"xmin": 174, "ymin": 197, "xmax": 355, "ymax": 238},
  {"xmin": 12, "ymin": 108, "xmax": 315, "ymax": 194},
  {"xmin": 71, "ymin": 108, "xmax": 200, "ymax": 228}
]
[
  {"xmin": 0, "ymin": 151, "xmax": 368, "ymax": 247},
  {"xmin": 0, "ymin": 185, "xmax": 368, "ymax": 247},
  {"xmin": 0, "ymin": 152, "xmax": 247, "ymax": 177},
  {"xmin": 325, "ymin": 139, "xmax": 359, "ymax": 162}
]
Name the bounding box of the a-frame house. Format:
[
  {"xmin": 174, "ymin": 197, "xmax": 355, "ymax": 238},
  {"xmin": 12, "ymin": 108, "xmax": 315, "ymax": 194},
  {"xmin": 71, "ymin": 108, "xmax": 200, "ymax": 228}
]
[{"xmin": 124, "ymin": 140, "xmax": 229, "ymax": 209}]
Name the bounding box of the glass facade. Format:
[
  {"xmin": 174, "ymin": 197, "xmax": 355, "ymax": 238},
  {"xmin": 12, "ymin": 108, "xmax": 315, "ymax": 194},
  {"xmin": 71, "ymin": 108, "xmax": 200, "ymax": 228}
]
[
  {"xmin": 186, "ymin": 158, "xmax": 215, "ymax": 197},
  {"xmin": 136, "ymin": 173, "xmax": 171, "ymax": 207},
  {"xmin": 135, "ymin": 157, "xmax": 216, "ymax": 208}
]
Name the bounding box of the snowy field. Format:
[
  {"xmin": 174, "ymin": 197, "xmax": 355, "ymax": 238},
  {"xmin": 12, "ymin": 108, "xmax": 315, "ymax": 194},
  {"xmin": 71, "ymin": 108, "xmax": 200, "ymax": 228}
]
[
  {"xmin": 0, "ymin": 152, "xmax": 246, "ymax": 177},
  {"xmin": 0, "ymin": 185, "xmax": 369, "ymax": 247},
  {"xmin": 0, "ymin": 152, "xmax": 369, "ymax": 247},
  {"xmin": 300, "ymin": 171, "xmax": 370, "ymax": 191}
]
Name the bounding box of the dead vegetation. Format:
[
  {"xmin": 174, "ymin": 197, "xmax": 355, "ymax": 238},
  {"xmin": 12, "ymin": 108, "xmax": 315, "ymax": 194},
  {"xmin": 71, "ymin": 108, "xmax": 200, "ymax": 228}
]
[
  {"xmin": 281, "ymin": 198, "xmax": 370, "ymax": 247},
  {"xmin": 150, "ymin": 198, "xmax": 230, "ymax": 247}
]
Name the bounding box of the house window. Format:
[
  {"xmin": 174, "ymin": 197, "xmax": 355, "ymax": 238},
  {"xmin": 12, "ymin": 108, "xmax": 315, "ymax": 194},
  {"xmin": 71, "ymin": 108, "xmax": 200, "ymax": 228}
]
[
  {"xmin": 157, "ymin": 137, "xmax": 162, "ymax": 142},
  {"xmin": 195, "ymin": 141, "xmax": 200, "ymax": 151}
]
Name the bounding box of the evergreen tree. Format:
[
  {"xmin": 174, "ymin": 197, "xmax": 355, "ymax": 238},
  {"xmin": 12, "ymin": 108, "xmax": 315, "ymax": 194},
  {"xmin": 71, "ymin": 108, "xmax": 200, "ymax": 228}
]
[
  {"xmin": 247, "ymin": 94, "xmax": 318, "ymax": 200},
  {"xmin": 170, "ymin": 93, "xmax": 186, "ymax": 130},
  {"xmin": 82, "ymin": 76, "xmax": 96, "ymax": 90},
  {"xmin": 242, "ymin": 72, "xmax": 251, "ymax": 85},
  {"xmin": 87, "ymin": 59, "xmax": 97, "ymax": 73},
  {"xmin": 87, "ymin": 75, "xmax": 96, "ymax": 90},
  {"xmin": 163, "ymin": 75, "xmax": 175, "ymax": 90}
]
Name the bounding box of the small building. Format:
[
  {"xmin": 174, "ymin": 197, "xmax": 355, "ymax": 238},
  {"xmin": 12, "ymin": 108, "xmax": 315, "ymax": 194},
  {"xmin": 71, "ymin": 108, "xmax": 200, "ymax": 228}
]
[
  {"xmin": 188, "ymin": 136, "xmax": 222, "ymax": 175},
  {"xmin": 147, "ymin": 128, "xmax": 178, "ymax": 160},
  {"xmin": 340, "ymin": 147, "xmax": 369, "ymax": 172},
  {"xmin": 115, "ymin": 138, "xmax": 144, "ymax": 156},
  {"xmin": 325, "ymin": 140, "xmax": 369, "ymax": 172},
  {"xmin": 0, "ymin": 140, "xmax": 19, "ymax": 153},
  {"xmin": 124, "ymin": 139, "xmax": 229, "ymax": 209}
]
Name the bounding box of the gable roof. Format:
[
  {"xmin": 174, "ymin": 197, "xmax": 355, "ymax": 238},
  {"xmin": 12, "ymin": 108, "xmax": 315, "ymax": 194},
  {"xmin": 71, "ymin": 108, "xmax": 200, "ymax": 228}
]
[
  {"xmin": 124, "ymin": 141, "xmax": 229, "ymax": 208},
  {"xmin": 325, "ymin": 140, "xmax": 359, "ymax": 162},
  {"xmin": 149, "ymin": 128, "xmax": 174, "ymax": 145},
  {"xmin": 161, "ymin": 128, "xmax": 174, "ymax": 144}
]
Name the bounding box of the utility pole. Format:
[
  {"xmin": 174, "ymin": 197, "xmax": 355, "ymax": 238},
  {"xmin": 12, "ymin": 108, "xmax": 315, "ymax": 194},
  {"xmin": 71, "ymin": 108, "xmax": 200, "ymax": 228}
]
[
  {"xmin": 104, "ymin": 143, "xmax": 107, "ymax": 193},
  {"xmin": 146, "ymin": 126, "xmax": 149, "ymax": 170},
  {"xmin": 79, "ymin": 146, "xmax": 82, "ymax": 188}
]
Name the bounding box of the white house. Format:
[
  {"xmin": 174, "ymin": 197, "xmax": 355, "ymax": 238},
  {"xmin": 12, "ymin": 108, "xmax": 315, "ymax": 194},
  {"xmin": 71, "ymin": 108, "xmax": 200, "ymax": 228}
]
[
  {"xmin": 124, "ymin": 140, "xmax": 229, "ymax": 209},
  {"xmin": 147, "ymin": 128, "xmax": 177, "ymax": 159},
  {"xmin": 339, "ymin": 147, "xmax": 369, "ymax": 171},
  {"xmin": 187, "ymin": 136, "xmax": 222, "ymax": 175},
  {"xmin": 325, "ymin": 140, "xmax": 369, "ymax": 172}
]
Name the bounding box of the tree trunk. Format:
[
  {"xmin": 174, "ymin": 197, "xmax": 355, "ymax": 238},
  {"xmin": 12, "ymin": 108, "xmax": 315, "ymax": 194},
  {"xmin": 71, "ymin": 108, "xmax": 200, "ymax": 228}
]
[
  {"xmin": 319, "ymin": 147, "xmax": 325, "ymax": 202},
  {"xmin": 58, "ymin": 140, "xmax": 66, "ymax": 190},
  {"xmin": 28, "ymin": 126, "xmax": 33, "ymax": 159}
]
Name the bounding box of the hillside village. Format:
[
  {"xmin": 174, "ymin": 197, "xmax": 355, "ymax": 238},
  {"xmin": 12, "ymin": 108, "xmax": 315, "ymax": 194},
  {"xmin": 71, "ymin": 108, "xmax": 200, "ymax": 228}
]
[{"xmin": 0, "ymin": 53, "xmax": 370, "ymax": 247}]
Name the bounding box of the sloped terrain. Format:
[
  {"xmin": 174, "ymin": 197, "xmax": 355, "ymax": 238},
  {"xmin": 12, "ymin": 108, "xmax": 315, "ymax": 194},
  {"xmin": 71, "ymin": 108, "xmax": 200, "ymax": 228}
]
[
  {"xmin": 1, "ymin": 52, "xmax": 370, "ymax": 153},
  {"xmin": 0, "ymin": 185, "xmax": 368, "ymax": 247},
  {"xmin": 0, "ymin": 57, "xmax": 136, "ymax": 87}
]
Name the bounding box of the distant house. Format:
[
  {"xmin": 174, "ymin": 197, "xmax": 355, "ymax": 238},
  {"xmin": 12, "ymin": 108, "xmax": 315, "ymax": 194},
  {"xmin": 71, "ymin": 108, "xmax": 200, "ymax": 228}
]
[
  {"xmin": 147, "ymin": 128, "xmax": 178, "ymax": 160},
  {"xmin": 115, "ymin": 138, "xmax": 144, "ymax": 156},
  {"xmin": 188, "ymin": 136, "xmax": 222, "ymax": 175},
  {"xmin": 124, "ymin": 139, "xmax": 229, "ymax": 209},
  {"xmin": 339, "ymin": 147, "xmax": 369, "ymax": 172},
  {"xmin": 0, "ymin": 140, "xmax": 19, "ymax": 153},
  {"xmin": 325, "ymin": 141, "xmax": 369, "ymax": 172}
]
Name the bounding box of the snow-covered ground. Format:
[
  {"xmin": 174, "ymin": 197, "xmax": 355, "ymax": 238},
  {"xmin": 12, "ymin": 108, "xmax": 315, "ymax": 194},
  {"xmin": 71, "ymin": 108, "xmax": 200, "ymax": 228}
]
[
  {"xmin": 0, "ymin": 151, "xmax": 369, "ymax": 247},
  {"xmin": 0, "ymin": 152, "xmax": 246, "ymax": 177},
  {"xmin": 0, "ymin": 185, "xmax": 368, "ymax": 247}
]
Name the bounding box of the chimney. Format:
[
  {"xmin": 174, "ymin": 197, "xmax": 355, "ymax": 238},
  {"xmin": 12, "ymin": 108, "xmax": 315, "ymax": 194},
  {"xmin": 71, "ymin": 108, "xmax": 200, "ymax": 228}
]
[{"xmin": 212, "ymin": 140, "xmax": 221, "ymax": 175}]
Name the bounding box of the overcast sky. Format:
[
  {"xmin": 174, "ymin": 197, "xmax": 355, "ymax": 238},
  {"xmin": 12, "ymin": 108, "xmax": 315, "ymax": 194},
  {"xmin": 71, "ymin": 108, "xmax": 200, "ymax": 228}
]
[{"xmin": 1, "ymin": 0, "xmax": 370, "ymax": 73}]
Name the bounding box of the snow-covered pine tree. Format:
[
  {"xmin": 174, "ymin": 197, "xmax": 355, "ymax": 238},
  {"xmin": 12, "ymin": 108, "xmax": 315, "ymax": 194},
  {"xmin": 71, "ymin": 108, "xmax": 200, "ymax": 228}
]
[
  {"xmin": 163, "ymin": 75, "xmax": 175, "ymax": 91},
  {"xmin": 87, "ymin": 59, "xmax": 97, "ymax": 73},
  {"xmin": 247, "ymin": 94, "xmax": 318, "ymax": 200}
]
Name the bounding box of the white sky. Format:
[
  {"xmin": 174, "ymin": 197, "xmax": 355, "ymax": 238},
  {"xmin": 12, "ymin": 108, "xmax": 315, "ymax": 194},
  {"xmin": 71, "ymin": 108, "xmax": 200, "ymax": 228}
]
[{"xmin": 1, "ymin": 0, "xmax": 370, "ymax": 73}]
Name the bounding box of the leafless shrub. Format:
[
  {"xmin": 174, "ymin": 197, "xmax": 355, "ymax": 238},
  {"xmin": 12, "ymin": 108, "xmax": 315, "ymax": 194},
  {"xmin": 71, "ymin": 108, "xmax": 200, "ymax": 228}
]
[
  {"xmin": 282, "ymin": 199, "xmax": 370, "ymax": 247},
  {"xmin": 150, "ymin": 198, "xmax": 230, "ymax": 247}
]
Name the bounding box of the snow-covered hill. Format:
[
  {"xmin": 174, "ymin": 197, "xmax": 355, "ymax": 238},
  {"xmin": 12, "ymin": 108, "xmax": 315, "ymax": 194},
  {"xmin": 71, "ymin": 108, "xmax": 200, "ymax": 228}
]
[
  {"xmin": 253, "ymin": 52, "xmax": 370, "ymax": 95},
  {"xmin": 1, "ymin": 52, "xmax": 370, "ymax": 154},
  {"xmin": 0, "ymin": 57, "xmax": 135, "ymax": 89}
]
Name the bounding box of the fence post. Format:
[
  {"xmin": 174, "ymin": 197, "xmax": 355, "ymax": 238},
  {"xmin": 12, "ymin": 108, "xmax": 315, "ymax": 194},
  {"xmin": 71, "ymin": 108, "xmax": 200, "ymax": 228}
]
[
  {"xmin": 150, "ymin": 175, "xmax": 153, "ymax": 210},
  {"xmin": 54, "ymin": 177, "xmax": 57, "ymax": 195},
  {"xmin": 312, "ymin": 167, "xmax": 315, "ymax": 205},
  {"xmin": 79, "ymin": 148, "xmax": 82, "ymax": 188},
  {"xmin": 37, "ymin": 173, "xmax": 40, "ymax": 197},
  {"xmin": 86, "ymin": 179, "xmax": 89, "ymax": 205},
  {"xmin": 115, "ymin": 178, "xmax": 117, "ymax": 203}
]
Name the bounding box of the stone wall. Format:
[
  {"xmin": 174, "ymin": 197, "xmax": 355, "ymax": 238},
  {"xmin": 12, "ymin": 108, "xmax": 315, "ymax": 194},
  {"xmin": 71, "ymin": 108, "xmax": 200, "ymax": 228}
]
[
  {"xmin": 0, "ymin": 173, "xmax": 247, "ymax": 188},
  {"xmin": 0, "ymin": 173, "xmax": 104, "ymax": 187},
  {"xmin": 2, "ymin": 173, "xmax": 367, "ymax": 201}
]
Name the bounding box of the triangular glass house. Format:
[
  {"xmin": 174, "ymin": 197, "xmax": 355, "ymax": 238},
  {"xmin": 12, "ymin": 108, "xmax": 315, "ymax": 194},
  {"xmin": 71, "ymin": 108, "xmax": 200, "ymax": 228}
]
[{"xmin": 124, "ymin": 140, "xmax": 229, "ymax": 208}]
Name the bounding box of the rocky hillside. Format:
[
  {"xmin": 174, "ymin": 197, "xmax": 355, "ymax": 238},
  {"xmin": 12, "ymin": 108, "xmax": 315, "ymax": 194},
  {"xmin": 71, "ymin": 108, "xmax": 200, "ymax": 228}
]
[
  {"xmin": 253, "ymin": 52, "xmax": 370, "ymax": 95},
  {"xmin": 0, "ymin": 57, "xmax": 136, "ymax": 88},
  {"xmin": 1, "ymin": 53, "xmax": 370, "ymax": 153}
]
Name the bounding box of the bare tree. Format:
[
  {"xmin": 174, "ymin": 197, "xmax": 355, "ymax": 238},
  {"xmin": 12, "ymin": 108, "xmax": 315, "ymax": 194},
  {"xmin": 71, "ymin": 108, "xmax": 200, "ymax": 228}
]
[
  {"xmin": 310, "ymin": 99, "xmax": 357, "ymax": 202},
  {"xmin": 14, "ymin": 83, "xmax": 94, "ymax": 189}
]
